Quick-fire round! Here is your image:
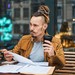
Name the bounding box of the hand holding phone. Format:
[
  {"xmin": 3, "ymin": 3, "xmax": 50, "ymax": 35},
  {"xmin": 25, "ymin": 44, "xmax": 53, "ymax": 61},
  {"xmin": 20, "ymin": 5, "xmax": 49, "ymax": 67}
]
[
  {"xmin": 43, "ymin": 35, "xmax": 54, "ymax": 56},
  {"xmin": 43, "ymin": 35, "xmax": 52, "ymax": 43}
]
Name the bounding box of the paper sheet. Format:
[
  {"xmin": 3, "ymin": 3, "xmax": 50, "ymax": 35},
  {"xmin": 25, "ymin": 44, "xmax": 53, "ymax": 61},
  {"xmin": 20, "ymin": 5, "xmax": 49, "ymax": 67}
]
[
  {"xmin": 0, "ymin": 64, "xmax": 52, "ymax": 74},
  {"xmin": 34, "ymin": 62, "xmax": 48, "ymax": 66},
  {"xmin": 18, "ymin": 65, "xmax": 51, "ymax": 74},
  {"xmin": 0, "ymin": 65, "xmax": 22, "ymax": 73},
  {"xmin": 9, "ymin": 52, "xmax": 34, "ymax": 65},
  {"xmin": 9, "ymin": 52, "xmax": 49, "ymax": 66}
]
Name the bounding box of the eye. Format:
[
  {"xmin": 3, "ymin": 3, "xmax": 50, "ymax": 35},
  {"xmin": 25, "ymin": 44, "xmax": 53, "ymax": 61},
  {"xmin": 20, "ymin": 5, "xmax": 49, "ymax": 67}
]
[{"xmin": 34, "ymin": 24, "xmax": 37, "ymax": 27}]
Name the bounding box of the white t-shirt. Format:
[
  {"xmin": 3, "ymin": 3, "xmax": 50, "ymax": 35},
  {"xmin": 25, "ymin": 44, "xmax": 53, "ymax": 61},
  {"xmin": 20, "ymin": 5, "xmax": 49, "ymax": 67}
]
[{"xmin": 29, "ymin": 42, "xmax": 44, "ymax": 62}]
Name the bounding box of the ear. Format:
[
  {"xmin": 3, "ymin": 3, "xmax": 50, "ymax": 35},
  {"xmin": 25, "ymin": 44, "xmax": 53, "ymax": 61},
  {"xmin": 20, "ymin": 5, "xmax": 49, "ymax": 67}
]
[{"xmin": 43, "ymin": 23, "xmax": 48, "ymax": 30}]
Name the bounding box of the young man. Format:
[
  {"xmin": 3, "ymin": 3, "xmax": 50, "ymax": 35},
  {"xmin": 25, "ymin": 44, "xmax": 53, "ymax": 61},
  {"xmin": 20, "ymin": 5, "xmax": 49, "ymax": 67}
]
[{"xmin": 2, "ymin": 5, "xmax": 65, "ymax": 69}]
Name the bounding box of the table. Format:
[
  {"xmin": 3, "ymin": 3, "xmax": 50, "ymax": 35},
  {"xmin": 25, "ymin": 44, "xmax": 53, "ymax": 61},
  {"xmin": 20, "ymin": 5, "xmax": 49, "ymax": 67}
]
[{"xmin": 0, "ymin": 72, "xmax": 54, "ymax": 75}]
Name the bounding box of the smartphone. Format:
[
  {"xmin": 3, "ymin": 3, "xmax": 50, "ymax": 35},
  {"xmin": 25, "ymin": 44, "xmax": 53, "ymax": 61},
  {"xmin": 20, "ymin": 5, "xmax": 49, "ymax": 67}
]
[{"xmin": 43, "ymin": 35, "xmax": 52, "ymax": 42}]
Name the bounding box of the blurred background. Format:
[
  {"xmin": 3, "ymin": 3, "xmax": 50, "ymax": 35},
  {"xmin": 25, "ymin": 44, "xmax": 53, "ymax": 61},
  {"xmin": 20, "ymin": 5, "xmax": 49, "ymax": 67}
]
[{"xmin": 0, "ymin": 0, "xmax": 75, "ymax": 51}]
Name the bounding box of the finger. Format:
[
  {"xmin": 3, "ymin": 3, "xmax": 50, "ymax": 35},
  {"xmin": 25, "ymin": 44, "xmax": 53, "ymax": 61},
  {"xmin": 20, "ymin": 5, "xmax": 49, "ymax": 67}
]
[
  {"xmin": 43, "ymin": 47, "xmax": 49, "ymax": 50},
  {"xmin": 43, "ymin": 43, "xmax": 50, "ymax": 47},
  {"xmin": 5, "ymin": 57, "xmax": 13, "ymax": 62},
  {"xmin": 4, "ymin": 53, "xmax": 13, "ymax": 58},
  {"xmin": 5, "ymin": 54, "xmax": 13, "ymax": 61},
  {"xmin": 1, "ymin": 49, "xmax": 7, "ymax": 53},
  {"xmin": 5, "ymin": 54, "xmax": 13, "ymax": 58},
  {"xmin": 4, "ymin": 51, "xmax": 9, "ymax": 56},
  {"xmin": 44, "ymin": 40, "xmax": 52, "ymax": 44},
  {"xmin": 44, "ymin": 50, "xmax": 50, "ymax": 53},
  {"xmin": 4, "ymin": 51, "xmax": 13, "ymax": 58}
]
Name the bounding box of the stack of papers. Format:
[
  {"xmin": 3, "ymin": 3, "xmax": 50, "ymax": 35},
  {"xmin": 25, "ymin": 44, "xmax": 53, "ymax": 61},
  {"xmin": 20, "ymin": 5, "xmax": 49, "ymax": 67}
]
[
  {"xmin": 0, "ymin": 64, "xmax": 52, "ymax": 74},
  {"xmin": 0, "ymin": 52, "xmax": 55, "ymax": 74},
  {"xmin": 0, "ymin": 65, "xmax": 22, "ymax": 73}
]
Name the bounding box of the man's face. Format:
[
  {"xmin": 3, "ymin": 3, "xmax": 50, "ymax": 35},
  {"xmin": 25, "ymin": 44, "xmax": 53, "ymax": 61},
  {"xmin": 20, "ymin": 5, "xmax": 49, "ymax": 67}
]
[{"xmin": 30, "ymin": 16, "xmax": 47, "ymax": 38}]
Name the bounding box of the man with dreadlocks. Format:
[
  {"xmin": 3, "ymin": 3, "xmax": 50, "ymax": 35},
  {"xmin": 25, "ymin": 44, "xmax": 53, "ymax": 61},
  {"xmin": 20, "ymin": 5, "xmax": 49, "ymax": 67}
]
[{"xmin": 2, "ymin": 5, "xmax": 65, "ymax": 69}]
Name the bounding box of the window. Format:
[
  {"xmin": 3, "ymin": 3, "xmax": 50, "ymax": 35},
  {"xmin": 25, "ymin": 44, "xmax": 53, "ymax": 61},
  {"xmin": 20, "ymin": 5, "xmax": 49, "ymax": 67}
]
[
  {"xmin": 72, "ymin": 23, "xmax": 75, "ymax": 34},
  {"xmin": 57, "ymin": 6, "xmax": 62, "ymax": 18},
  {"xmin": 72, "ymin": 6, "xmax": 75, "ymax": 18},
  {"xmin": 31, "ymin": 0, "xmax": 39, "ymax": 3},
  {"xmin": 23, "ymin": 0, "xmax": 29, "ymax": 3},
  {"xmin": 22, "ymin": 24, "xmax": 30, "ymax": 35},
  {"xmin": 57, "ymin": 23, "xmax": 61, "ymax": 32},
  {"xmin": 14, "ymin": 8, "xmax": 20, "ymax": 19},
  {"xmin": 13, "ymin": 24, "xmax": 21, "ymax": 34},
  {"xmin": 14, "ymin": 0, "xmax": 21, "ymax": 3},
  {"xmin": 13, "ymin": 24, "xmax": 29, "ymax": 35},
  {"xmin": 23, "ymin": 8, "xmax": 29, "ymax": 19}
]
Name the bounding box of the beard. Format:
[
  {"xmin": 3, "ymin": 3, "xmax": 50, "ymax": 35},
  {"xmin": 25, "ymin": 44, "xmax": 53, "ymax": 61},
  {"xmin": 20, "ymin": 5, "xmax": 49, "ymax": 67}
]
[
  {"xmin": 32, "ymin": 35, "xmax": 37, "ymax": 39},
  {"xmin": 30, "ymin": 30, "xmax": 37, "ymax": 38},
  {"xmin": 30, "ymin": 27, "xmax": 44, "ymax": 39}
]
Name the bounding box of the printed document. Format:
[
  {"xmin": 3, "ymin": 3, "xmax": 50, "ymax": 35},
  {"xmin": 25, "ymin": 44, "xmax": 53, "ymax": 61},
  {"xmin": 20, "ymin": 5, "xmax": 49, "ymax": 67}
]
[
  {"xmin": 9, "ymin": 52, "xmax": 48, "ymax": 66},
  {"xmin": 0, "ymin": 64, "xmax": 22, "ymax": 73},
  {"xmin": 0, "ymin": 64, "xmax": 53, "ymax": 74},
  {"xmin": 0, "ymin": 52, "xmax": 55, "ymax": 74},
  {"xmin": 9, "ymin": 52, "xmax": 34, "ymax": 65},
  {"xmin": 18, "ymin": 65, "xmax": 51, "ymax": 74}
]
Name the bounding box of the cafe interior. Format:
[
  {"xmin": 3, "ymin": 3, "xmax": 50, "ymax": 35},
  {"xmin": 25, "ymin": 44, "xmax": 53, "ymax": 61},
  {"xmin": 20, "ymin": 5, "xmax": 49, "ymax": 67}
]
[{"xmin": 0, "ymin": 0, "xmax": 75, "ymax": 75}]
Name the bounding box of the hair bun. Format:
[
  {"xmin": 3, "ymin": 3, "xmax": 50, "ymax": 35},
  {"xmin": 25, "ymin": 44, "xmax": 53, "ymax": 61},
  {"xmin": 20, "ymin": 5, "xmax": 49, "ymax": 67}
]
[
  {"xmin": 38, "ymin": 5, "xmax": 50, "ymax": 23},
  {"xmin": 38, "ymin": 5, "xmax": 50, "ymax": 15}
]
